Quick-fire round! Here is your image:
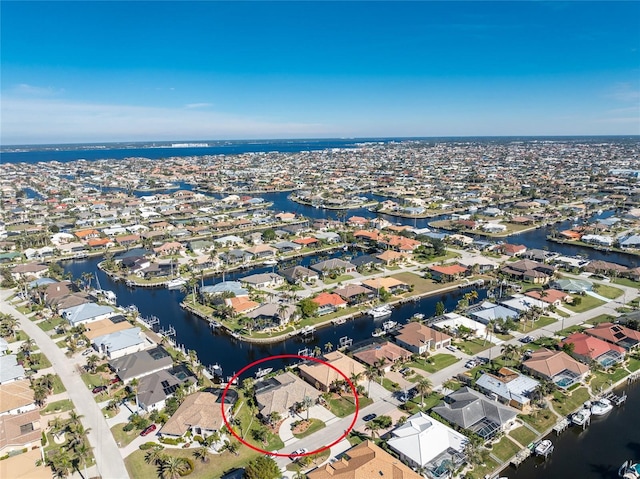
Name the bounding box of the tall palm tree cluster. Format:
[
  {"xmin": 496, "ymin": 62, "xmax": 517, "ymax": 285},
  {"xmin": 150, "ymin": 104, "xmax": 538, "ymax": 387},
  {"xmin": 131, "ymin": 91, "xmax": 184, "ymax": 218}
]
[
  {"xmin": 144, "ymin": 446, "xmax": 193, "ymax": 479},
  {"xmin": 0, "ymin": 312, "xmax": 18, "ymax": 338},
  {"xmin": 30, "ymin": 372, "xmax": 56, "ymax": 406},
  {"xmin": 46, "ymin": 412, "xmax": 92, "ymax": 478}
]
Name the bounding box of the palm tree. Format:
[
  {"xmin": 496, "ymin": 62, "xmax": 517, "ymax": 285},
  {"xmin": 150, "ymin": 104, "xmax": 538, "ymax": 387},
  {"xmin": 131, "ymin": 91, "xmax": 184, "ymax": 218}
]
[
  {"xmin": 159, "ymin": 455, "xmax": 190, "ymax": 479},
  {"xmin": 364, "ymin": 419, "xmax": 382, "ymax": 439},
  {"xmin": 324, "ymin": 342, "xmax": 333, "ymax": 353},
  {"xmin": 374, "ymin": 357, "xmax": 387, "ymax": 384},
  {"xmin": 484, "ymin": 319, "xmax": 497, "ymax": 346},
  {"xmin": 501, "ymin": 343, "xmax": 519, "ymax": 364},
  {"xmin": 86, "ymin": 354, "xmax": 100, "ymax": 373},
  {"xmin": 193, "ymin": 446, "xmax": 209, "ymax": 463},
  {"xmin": 364, "ymin": 364, "xmax": 379, "ymax": 397},
  {"xmin": 415, "ymin": 377, "xmax": 433, "ymax": 408},
  {"xmin": 72, "ymin": 440, "xmax": 91, "ymax": 478},
  {"xmin": 302, "ymin": 395, "xmax": 314, "ymax": 420},
  {"xmin": 129, "ymin": 378, "xmax": 139, "ymax": 410}
]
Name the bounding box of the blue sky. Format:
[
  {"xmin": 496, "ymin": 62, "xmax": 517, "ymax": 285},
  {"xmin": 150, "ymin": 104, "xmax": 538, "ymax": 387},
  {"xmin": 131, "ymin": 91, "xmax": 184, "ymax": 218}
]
[{"xmin": 1, "ymin": 1, "xmax": 639, "ymax": 144}]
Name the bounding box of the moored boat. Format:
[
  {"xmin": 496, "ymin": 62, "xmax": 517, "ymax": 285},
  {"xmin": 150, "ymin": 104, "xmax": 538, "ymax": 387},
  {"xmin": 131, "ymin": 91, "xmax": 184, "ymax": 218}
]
[
  {"xmin": 166, "ymin": 277, "xmax": 187, "ymax": 290},
  {"xmin": 571, "ymin": 407, "xmax": 591, "ymax": 426},
  {"xmin": 534, "ymin": 439, "xmax": 554, "ymax": 456},
  {"xmin": 619, "ymin": 460, "xmax": 640, "ymax": 479},
  {"xmin": 367, "ymin": 305, "xmax": 393, "ymax": 318},
  {"xmin": 255, "ymin": 367, "xmax": 273, "ymax": 379},
  {"xmin": 591, "ymin": 397, "xmax": 613, "ymax": 416}
]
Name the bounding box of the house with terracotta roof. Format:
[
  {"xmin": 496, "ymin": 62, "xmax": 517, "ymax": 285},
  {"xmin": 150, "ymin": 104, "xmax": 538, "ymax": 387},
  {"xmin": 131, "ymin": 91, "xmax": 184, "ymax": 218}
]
[
  {"xmin": 87, "ymin": 238, "xmax": 113, "ymax": 248},
  {"xmin": 395, "ymin": 322, "xmax": 453, "ymax": 354},
  {"xmin": 311, "ymin": 292, "xmax": 347, "ymax": 316},
  {"xmin": 584, "ymin": 322, "xmax": 640, "ymax": 351},
  {"xmin": 293, "ymin": 237, "xmax": 320, "ymax": 247},
  {"xmin": 524, "ymin": 289, "xmax": 571, "ymax": 307},
  {"xmin": 562, "ymin": 332, "xmax": 626, "ymax": 368},
  {"xmin": 499, "ymin": 243, "xmax": 527, "ymax": 257},
  {"xmin": 522, "ymin": 348, "xmax": 590, "ymax": 389},
  {"xmin": 427, "ymin": 264, "xmax": 468, "ymax": 283},
  {"xmin": 227, "ymin": 296, "xmax": 260, "ymax": 314},
  {"xmin": 353, "ymin": 341, "xmax": 412, "ymax": 372},
  {"xmin": 298, "ymin": 351, "xmax": 366, "ymax": 392},
  {"xmin": 307, "ymin": 440, "xmax": 423, "ymax": 479},
  {"xmin": 74, "ymin": 228, "xmax": 101, "ymax": 240},
  {"xmin": 376, "ymin": 249, "xmax": 406, "ymax": 265},
  {"xmin": 380, "ymin": 235, "xmax": 422, "ymax": 253}
]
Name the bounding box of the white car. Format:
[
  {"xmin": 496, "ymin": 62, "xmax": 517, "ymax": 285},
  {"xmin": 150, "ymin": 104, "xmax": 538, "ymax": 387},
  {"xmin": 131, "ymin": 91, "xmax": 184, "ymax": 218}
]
[{"xmin": 445, "ymin": 345, "xmax": 457, "ymax": 352}]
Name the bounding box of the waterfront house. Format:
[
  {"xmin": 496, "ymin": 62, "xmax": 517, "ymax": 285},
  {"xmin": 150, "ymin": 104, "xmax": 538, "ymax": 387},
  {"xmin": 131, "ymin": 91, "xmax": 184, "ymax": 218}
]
[
  {"xmin": 273, "ymin": 240, "xmax": 302, "ymax": 253},
  {"xmin": 524, "ymin": 288, "xmax": 571, "ymax": 307},
  {"xmin": 500, "ymin": 259, "xmax": 554, "ymax": 284},
  {"xmin": 308, "ymin": 440, "xmax": 424, "ymax": 479},
  {"xmin": 427, "ymin": 264, "xmax": 468, "ymax": 283},
  {"xmin": 254, "ymin": 371, "xmax": 320, "ymax": 418},
  {"xmin": 457, "ymin": 255, "xmax": 499, "ymax": 273},
  {"xmin": 298, "ymin": 351, "xmax": 366, "ymax": 392},
  {"xmin": 108, "ymin": 346, "xmax": 174, "ymax": 384},
  {"xmin": 280, "ymin": 265, "xmax": 318, "ymax": 284},
  {"xmin": 550, "ymin": 278, "xmax": 594, "ymax": 293},
  {"xmin": 246, "ymin": 303, "xmax": 297, "ymax": 328},
  {"xmin": 239, "ymin": 272, "xmax": 284, "ymax": 289},
  {"xmin": 584, "ymin": 322, "xmax": 640, "ymax": 351},
  {"xmin": 244, "ymin": 244, "xmax": 277, "ymax": 259},
  {"xmin": 200, "ymin": 281, "xmax": 249, "ymax": 299},
  {"xmin": 468, "ymin": 303, "xmax": 519, "ymax": 325},
  {"xmin": 61, "ymin": 302, "xmax": 116, "ymax": 327},
  {"xmin": 499, "ymin": 243, "xmax": 528, "ymax": 257},
  {"xmin": 431, "ymin": 312, "xmax": 488, "ymax": 339},
  {"xmin": 83, "ymin": 317, "xmax": 134, "ymax": 341},
  {"xmin": 432, "ymin": 387, "xmax": 518, "ymax": 439},
  {"xmin": 311, "ymin": 292, "xmax": 347, "ymax": 316},
  {"xmin": 92, "ymin": 327, "xmax": 147, "ymax": 359},
  {"xmin": 293, "ymin": 237, "xmax": 320, "ymax": 248},
  {"xmin": 387, "ymin": 412, "xmax": 467, "ymax": 476},
  {"xmin": 10, "ymin": 263, "xmax": 48, "ymax": 281},
  {"xmin": 160, "ymin": 390, "xmax": 233, "ymax": 440},
  {"xmin": 562, "ymin": 332, "xmax": 626, "ymax": 368},
  {"xmin": 475, "ymin": 368, "xmax": 539, "ymax": 410},
  {"xmin": 395, "ymin": 322, "xmax": 453, "ymax": 354},
  {"xmin": 361, "ymin": 276, "xmax": 409, "ymax": 295},
  {"xmin": 353, "ymin": 341, "xmax": 412, "ymax": 372},
  {"xmin": 522, "ymin": 348, "xmax": 590, "ymax": 389},
  {"xmin": 333, "ymin": 284, "xmax": 375, "ymax": 305}
]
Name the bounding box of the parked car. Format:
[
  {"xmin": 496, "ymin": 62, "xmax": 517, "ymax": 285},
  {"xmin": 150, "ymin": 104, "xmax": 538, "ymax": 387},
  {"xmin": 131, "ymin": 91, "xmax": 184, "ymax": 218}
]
[
  {"xmin": 519, "ymin": 336, "xmax": 534, "ymax": 343},
  {"xmin": 445, "ymin": 345, "xmax": 457, "ymax": 352},
  {"xmin": 92, "ymin": 386, "xmax": 107, "ymax": 394},
  {"xmin": 399, "ymin": 367, "xmax": 411, "ymax": 375},
  {"xmin": 289, "ymin": 448, "xmax": 308, "ymax": 459},
  {"xmin": 82, "ymin": 349, "xmax": 93, "ymax": 356},
  {"xmin": 109, "ymin": 377, "xmax": 121, "ymax": 384},
  {"xmin": 363, "ymin": 414, "xmax": 377, "ymax": 422},
  {"xmin": 140, "ymin": 424, "xmax": 157, "ymax": 436}
]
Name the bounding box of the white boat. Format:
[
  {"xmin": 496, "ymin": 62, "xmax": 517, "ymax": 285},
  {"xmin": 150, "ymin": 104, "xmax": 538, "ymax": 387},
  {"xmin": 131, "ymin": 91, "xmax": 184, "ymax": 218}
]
[
  {"xmin": 591, "ymin": 398, "xmax": 613, "ymax": 416},
  {"xmin": 263, "ymin": 259, "xmax": 278, "ymax": 266},
  {"xmin": 166, "ymin": 278, "xmax": 187, "ymax": 290},
  {"xmin": 255, "ymin": 367, "xmax": 273, "ymax": 379},
  {"xmin": 619, "ymin": 460, "xmax": 640, "ymax": 479},
  {"xmin": 372, "ymin": 328, "xmax": 385, "ymax": 337},
  {"xmin": 367, "ymin": 305, "xmax": 393, "ymax": 318},
  {"xmin": 411, "ymin": 313, "xmax": 425, "ymax": 321},
  {"xmin": 382, "ymin": 320, "xmax": 398, "ymax": 331},
  {"xmin": 571, "ymin": 407, "xmax": 591, "ymax": 426},
  {"xmin": 534, "ymin": 439, "xmax": 554, "ymax": 456}
]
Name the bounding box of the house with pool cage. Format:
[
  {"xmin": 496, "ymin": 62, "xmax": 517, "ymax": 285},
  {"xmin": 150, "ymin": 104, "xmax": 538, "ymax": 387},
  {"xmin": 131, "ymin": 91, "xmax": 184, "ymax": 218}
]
[{"xmin": 522, "ymin": 348, "xmax": 590, "ymax": 389}]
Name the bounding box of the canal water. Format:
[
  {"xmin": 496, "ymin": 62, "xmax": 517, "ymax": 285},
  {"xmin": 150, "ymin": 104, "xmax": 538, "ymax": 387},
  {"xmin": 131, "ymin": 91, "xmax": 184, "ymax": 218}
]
[{"xmin": 506, "ymin": 381, "xmax": 640, "ymax": 479}]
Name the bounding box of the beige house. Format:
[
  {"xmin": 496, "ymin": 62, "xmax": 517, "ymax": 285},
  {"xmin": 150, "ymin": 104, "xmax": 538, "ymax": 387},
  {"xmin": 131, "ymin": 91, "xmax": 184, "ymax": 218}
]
[
  {"xmin": 395, "ymin": 322, "xmax": 453, "ymax": 354},
  {"xmin": 254, "ymin": 372, "xmax": 320, "ymax": 417},
  {"xmin": 160, "ymin": 391, "xmax": 230, "ymax": 439},
  {"xmin": 522, "ymin": 348, "xmax": 589, "ymax": 389},
  {"xmin": 298, "ymin": 352, "xmax": 366, "ymax": 392}
]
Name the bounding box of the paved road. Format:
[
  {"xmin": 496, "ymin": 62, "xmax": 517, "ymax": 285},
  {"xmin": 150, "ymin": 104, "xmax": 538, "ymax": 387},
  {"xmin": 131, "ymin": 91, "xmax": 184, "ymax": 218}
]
[{"xmin": 0, "ymin": 289, "xmax": 130, "ymax": 479}]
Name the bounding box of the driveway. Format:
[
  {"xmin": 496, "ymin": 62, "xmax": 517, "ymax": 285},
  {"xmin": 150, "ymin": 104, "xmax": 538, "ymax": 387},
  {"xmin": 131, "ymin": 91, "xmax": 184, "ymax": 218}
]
[{"xmin": 0, "ymin": 289, "xmax": 130, "ymax": 479}]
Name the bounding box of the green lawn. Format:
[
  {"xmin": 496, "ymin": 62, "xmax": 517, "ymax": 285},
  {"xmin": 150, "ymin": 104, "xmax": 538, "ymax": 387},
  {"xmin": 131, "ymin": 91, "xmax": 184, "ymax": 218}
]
[
  {"xmin": 41, "ymin": 399, "xmax": 74, "ymax": 415},
  {"xmin": 233, "ymin": 396, "xmax": 284, "ymax": 452},
  {"xmin": 565, "ymin": 295, "xmax": 606, "ymax": 313},
  {"xmin": 594, "ymin": 285, "xmax": 623, "ymax": 300},
  {"xmin": 125, "ymin": 446, "xmax": 255, "ymax": 479},
  {"xmin": 28, "ymin": 352, "xmax": 52, "ymax": 370},
  {"xmin": 465, "ymin": 454, "xmax": 500, "ymax": 479},
  {"xmin": 508, "ymin": 425, "xmax": 537, "ymax": 447},
  {"xmin": 589, "ymin": 368, "xmax": 630, "ymax": 394},
  {"xmin": 38, "ymin": 316, "xmax": 65, "ymax": 332},
  {"xmin": 51, "ymin": 374, "xmax": 66, "ymax": 394},
  {"xmin": 552, "ymin": 387, "xmax": 591, "ymax": 417},
  {"xmin": 292, "ymin": 418, "xmax": 325, "ymax": 439},
  {"xmin": 491, "ymin": 436, "xmax": 522, "ymax": 462},
  {"xmin": 323, "ymin": 274, "xmax": 354, "ymax": 285},
  {"xmin": 407, "ymin": 354, "xmax": 459, "ymax": 374},
  {"xmin": 111, "ymin": 423, "xmax": 143, "ymax": 448},
  {"xmin": 628, "ymin": 358, "xmax": 640, "ymax": 373},
  {"xmin": 402, "ymin": 392, "xmax": 444, "ymax": 414},
  {"xmin": 557, "ymin": 325, "xmax": 586, "ymax": 337},
  {"xmin": 457, "ymin": 338, "xmax": 492, "ymax": 355},
  {"xmin": 328, "ymin": 394, "xmax": 372, "ymax": 418},
  {"xmin": 613, "ymin": 278, "xmax": 640, "ymax": 288},
  {"xmin": 517, "ymin": 316, "xmax": 557, "ymax": 333},
  {"xmin": 586, "ymin": 314, "xmax": 615, "ymax": 326},
  {"xmin": 518, "ymin": 411, "xmax": 556, "ymax": 433}
]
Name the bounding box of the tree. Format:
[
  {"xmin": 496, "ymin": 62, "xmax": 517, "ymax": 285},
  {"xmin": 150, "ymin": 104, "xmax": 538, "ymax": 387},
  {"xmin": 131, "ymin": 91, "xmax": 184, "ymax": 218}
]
[
  {"xmin": 159, "ymin": 455, "xmax": 190, "ymax": 479},
  {"xmin": 244, "ymin": 455, "xmax": 280, "ymax": 479},
  {"xmin": 302, "ymin": 395, "xmax": 314, "ymax": 420},
  {"xmin": 364, "ymin": 364, "xmax": 379, "ymax": 397},
  {"xmin": 435, "ymin": 301, "xmax": 445, "ymax": 316},
  {"xmin": 144, "ymin": 447, "xmax": 165, "ymax": 466},
  {"xmin": 324, "ymin": 342, "xmax": 333, "ymax": 353},
  {"xmin": 415, "ymin": 377, "xmax": 433, "ymax": 408},
  {"xmin": 86, "ymin": 354, "xmax": 100, "ymax": 373},
  {"xmin": 298, "ymin": 298, "xmax": 319, "ymax": 318},
  {"xmin": 193, "ymin": 446, "xmax": 209, "ymax": 463},
  {"xmin": 251, "ymin": 426, "xmax": 268, "ymax": 445},
  {"xmin": 365, "ymin": 420, "xmax": 382, "ymax": 439}
]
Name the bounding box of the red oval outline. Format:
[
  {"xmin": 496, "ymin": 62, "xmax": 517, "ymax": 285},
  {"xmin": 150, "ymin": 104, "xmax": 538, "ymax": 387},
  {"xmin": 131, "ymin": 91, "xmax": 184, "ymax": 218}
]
[{"xmin": 221, "ymin": 354, "xmax": 359, "ymax": 458}]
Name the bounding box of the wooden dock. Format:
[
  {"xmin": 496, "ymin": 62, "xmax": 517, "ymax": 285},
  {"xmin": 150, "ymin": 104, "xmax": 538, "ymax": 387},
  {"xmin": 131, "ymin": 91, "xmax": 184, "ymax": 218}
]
[
  {"xmin": 553, "ymin": 418, "xmax": 570, "ymax": 435},
  {"xmin": 510, "ymin": 448, "xmax": 532, "ymax": 467}
]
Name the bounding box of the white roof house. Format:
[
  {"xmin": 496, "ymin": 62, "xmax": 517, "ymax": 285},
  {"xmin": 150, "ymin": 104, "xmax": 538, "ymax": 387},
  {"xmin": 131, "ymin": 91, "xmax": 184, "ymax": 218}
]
[
  {"xmin": 432, "ymin": 313, "xmax": 487, "ymax": 338},
  {"xmin": 499, "ymin": 294, "xmax": 548, "ymax": 314},
  {"xmin": 93, "ymin": 327, "xmax": 146, "ymax": 359},
  {"xmin": 387, "ymin": 412, "xmax": 467, "ymax": 474},
  {"xmin": 476, "ymin": 369, "xmax": 539, "ymax": 409},
  {"xmin": 0, "ymin": 355, "xmax": 26, "ymax": 385},
  {"xmin": 61, "ymin": 303, "xmax": 116, "ymax": 327}
]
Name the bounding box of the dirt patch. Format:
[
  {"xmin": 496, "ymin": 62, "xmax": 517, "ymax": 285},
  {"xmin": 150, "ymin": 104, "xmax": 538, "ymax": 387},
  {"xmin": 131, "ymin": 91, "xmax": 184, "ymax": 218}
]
[{"xmin": 291, "ymin": 420, "xmax": 312, "ymax": 435}]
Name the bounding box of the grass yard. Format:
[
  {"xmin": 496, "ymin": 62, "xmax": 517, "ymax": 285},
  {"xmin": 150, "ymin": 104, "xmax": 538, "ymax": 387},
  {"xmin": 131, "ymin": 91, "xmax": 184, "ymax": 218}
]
[
  {"xmin": 407, "ymin": 354, "xmax": 459, "ymax": 374},
  {"xmin": 28, "ymin": 352, "xmax": 52, "ymax": 370},
  {"xmin": 466, "ymin": 454, "xmax": 500, "ymax": 479},
  {"xmin": 508, "ymin": 425, "xmax": 537, "ymax": 447},
  {"xmin": 613, "ymin": 278, "xmax": 640, "ymax": 288},
  {"xmin": 556, "ymin": 325, "xmax": 586, "ymax": 337},
  {"xmin": 627, "ymin": 358, "xmax": 640, "ymax": 373},
  {"xmin": 125, "ymin": 447, "xmax": 256, "ymax": 479},
  {"xmin": 457, "ymin": 338, "xmax": 492, "ymax": 355},
  {"xmin": 51, "ymin": 374, "xmax": 66, "ymax": 394},
  {"xmin": 389, "ymin": 271, "xmax": 445, "ymax": 296},
  {"xmin": 586, "ymin": 314, "xmax": 615, "ymax": 326},
  {"xmin": 565, "ymin": 295, "xmax": 605, "ymax": 313},
  {"xmin": 323, "ymin": 274, "xmax": 354, "ymax": 285},
  {"xmin": 38, "ymin": 316, "xmax": 65, "ymax": 332},
  {"xmin": 518, "ymin": 411, "xmax": 556, "ymax": 434},
  {"xmin": 402, "ymin": 392, "xmax": 444, "ymax": 414},
  {"xmin": 292, "ymin": 418, "xmax": 325, "ymax": 439},
  {"xmin": 328, "ymin": 394, "xmax": 372, "ymax": 418},
  {"xmin": 111, "ymin": 423, "xmax": 142, "ymax": 448},
  {"xmin": 551, "ymin": 387, "xmax": 591, "ymax": 417},
  {"xmin": 517, "ymin": 316, "xmax": 557, "ymax": 333},
  {"xmin": 589, "ymin": 368, "xmax": 630, "ymax": 394},
  {"xmin": 41, "ymin": 399, "xmax": 74, "ymax": 415},
  {"xmin": 595, "ymin": 285, "xmax": 623, "ymax": 300},
  {"xmin": 490, "ymin": 436, "xmax": 521, "ymax": 462}
]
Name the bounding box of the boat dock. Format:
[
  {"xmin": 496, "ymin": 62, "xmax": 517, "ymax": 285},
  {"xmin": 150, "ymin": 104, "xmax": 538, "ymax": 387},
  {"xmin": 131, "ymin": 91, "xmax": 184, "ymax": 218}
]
[
  {"xmin": 603, "ymin": 391, "xmax": 627, "ymax": 406},
  {"xmin": 553, "ymin": 418, "xmax": 570, "ymax": 435},
  {"xmin": 510, "ymin": 447, "xmax": 532, "ymax": 467}
]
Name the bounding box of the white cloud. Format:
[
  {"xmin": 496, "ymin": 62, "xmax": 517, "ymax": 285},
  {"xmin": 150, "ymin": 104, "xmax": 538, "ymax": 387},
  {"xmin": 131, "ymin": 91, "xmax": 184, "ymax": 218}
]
[
  {"xmin": 185, "ymin": 103, "xmax": 213, "ymax": 109},
  {"xmin": 607, "ymin": 82, "xmax": 640, "ymax": 103},
  {"xmin": 13, "ymin": 83, "xmax": 63, "ymax": 96},
  {"xmin": 1, "ymin": 97, "xmax": 329, "ymax": 144}
]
